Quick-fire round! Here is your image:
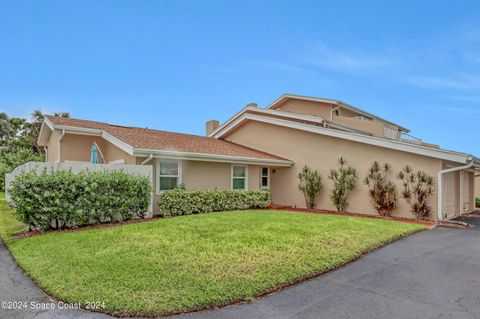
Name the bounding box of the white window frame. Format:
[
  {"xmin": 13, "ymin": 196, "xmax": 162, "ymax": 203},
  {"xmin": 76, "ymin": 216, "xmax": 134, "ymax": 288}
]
[
  {"xmin": 156, "ymin": 160, "xmax": 182, "ymax": 194},
  {"xmin": 260, "ymin": 167, "xmax": 270, "ymax": 189},
  {"xmin": 231, "ymin": 164, "xmax": 248, "ymax": 190}
]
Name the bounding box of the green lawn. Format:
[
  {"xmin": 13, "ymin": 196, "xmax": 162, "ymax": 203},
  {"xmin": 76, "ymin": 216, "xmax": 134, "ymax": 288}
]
[{"xmin": 0, "ymin": 192, "xmax": 425, "ymax": 316}]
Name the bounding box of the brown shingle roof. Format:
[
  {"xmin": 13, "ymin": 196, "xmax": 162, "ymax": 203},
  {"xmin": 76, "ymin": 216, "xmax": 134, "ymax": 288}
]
[{"xmin": 46, "ymin": 115, "xmax": 289, "ymax": 161}]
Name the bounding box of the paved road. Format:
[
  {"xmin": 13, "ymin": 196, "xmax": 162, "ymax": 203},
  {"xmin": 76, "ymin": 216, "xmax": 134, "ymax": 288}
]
[
  {"xmin": 0, "ymin": 239, "xmax": 114, "ymax": 319},
  {"xmin": 1, "ymin": 219, "xmax": 479, "ymax": 319}
]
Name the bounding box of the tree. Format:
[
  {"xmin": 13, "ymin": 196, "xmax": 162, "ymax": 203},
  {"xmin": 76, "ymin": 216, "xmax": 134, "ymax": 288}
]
[
  {"xmin": 0, "ymin": 108, "xmax": 70, "ymax": 191},
  {"xmin": 25, "ymin": 109, "xmax": 70, "ymax": 153},
  {"xmin": 298, "ymin": 166, "xmax": 323, "ymax": 209},
  {"xmin": 328, "ymin": 157, "xmax": 357, "ymax": 211},
  {"xmin": 364, "ymin": 161, "xmax": 397, "ymax": 216},
  {"xmin": 397, "ymin": 166, "xmax": 434, "ymax": 220}
]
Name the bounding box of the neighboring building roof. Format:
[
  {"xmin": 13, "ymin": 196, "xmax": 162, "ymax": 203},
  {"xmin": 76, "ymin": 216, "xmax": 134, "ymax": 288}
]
[
  {"xmin": 41, "ymin": 115, "xmax": 293, "ymax": 166},
  {"xmin": 266, "ymin": 93, "xmax": 410, "ymax": 133}
]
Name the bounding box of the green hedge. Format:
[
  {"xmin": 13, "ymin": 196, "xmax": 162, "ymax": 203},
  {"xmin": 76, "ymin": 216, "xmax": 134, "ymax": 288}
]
[
  {"xmin": 158, "ymin": 188, "xmax": 271, "ymax": 217},
  {"xmin": 476, "ymin": 197, "xmax": 480, "ymax": 208},
  {"xmin": 9, "ymin": 170, "xmax": 151, "ymax": 231}
]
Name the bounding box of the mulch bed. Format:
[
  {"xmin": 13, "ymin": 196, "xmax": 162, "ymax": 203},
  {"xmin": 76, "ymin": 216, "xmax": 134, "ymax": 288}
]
[
  {"xmin": 272, "ymin": 206, "xmax": 472, "ymax": 229},
  {"xmin": 459, "ymin": 211, "xmax": 480, "ymax": 218},
  {"xmin": 13, "ymin": 216, "xmax": 163, "ymax": 240}
]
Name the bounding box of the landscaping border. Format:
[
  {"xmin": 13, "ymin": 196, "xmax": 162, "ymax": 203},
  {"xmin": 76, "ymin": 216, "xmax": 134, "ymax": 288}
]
[{"xmin": 271, "ymin": 205, "xmax": 472, "ymax": 229}]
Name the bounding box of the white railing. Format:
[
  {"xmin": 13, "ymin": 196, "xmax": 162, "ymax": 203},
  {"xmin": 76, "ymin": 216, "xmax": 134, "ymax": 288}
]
[
  {"xmin": 400, "ymin": 133, "xmax": 423, "ymax": 145},
  {"xmin": 5, "ymin": 161, "xmax": 154, "ymax": 217}
]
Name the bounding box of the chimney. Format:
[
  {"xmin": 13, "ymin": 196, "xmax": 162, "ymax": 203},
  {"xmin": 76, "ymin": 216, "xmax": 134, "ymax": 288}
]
[
  {"xmin": 246, "ymin": 102, "xmax": 258, "ymax": 108},
  {"xmin": 206, "ymin": 120, "xmax": 220, "ymax": 136}
]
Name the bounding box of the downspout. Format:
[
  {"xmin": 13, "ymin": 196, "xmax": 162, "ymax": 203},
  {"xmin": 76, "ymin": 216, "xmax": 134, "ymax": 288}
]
[
  {"xmin": 437, "ymin": 159, "xmax": 474, "ymax": 220},
  {"xmin": 141, "ymin": 154, "xmax": 154, "ymax": 165},
  {"xmin": 43, "ymin": 146, "xmax": 48, "ymax": 163},
  {"xmin": 57, "ymin": 129, "xmax": 65, "ymax": 163}
]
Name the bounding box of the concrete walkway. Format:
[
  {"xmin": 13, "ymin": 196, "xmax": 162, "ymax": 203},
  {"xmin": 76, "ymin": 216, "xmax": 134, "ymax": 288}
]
[{"xmin": 1, "ymin": 219, "xmax": 480, "ymax": 319}]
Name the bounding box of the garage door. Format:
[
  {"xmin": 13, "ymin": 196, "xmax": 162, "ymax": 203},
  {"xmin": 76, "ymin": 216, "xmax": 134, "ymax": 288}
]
[
  {"xmin": 444, "ymin": 172, "xmax": 457, "ymax": 217},
  {"xmin": 463, "ymin": 172, "xmax": 472, "ymax": 212}
]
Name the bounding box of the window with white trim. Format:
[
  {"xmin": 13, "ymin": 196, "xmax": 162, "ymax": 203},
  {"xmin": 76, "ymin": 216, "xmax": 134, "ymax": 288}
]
[
  {"xmin": 231, "ymin": 165, "xmax": 247, "ymax": 190},
  {"xmin": 157, "ymin": 161, "xmax": 181, "ymax": 193},
  {"xmin": 260, "ymin": 167, "xmax": 269, "ymax": 189}
]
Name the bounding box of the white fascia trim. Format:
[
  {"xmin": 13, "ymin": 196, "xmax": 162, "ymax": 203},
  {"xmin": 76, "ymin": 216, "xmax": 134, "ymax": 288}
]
[
  {"xmin": 210, "ymin": 105, "xmax": 370, "ymax": 138},
  {"xmin": 55, "ymin": 124, "xmax": 102, "ymax": 135},
  {"xmin": 208, "ymin": 106, "xmax": 249, "ymax": 137},
  {"xmin": 215, "ymin": 113, "xmax": 471, "ymax": 164},
  {"xmin": 209, "ymin": 106, "xmax": 327, "ymax": 138},
  {"xmin": 133, "ymin": 148, "xmax": 293, "ymax": 166},
  {"xmin": 51, "ymin": 124, "xmax": 135, "ymax": 156},
  {"xmin": 101, "ymin": 131, "xmax": 135, "ymax": 156},
  {"xmin": 266, "ymin": 94, "xmax": 410, "ymax": 133},
  {"xmin": 266, "ymin": 93, "xmax": 339, "ymax": 109},
  {"xmin": 44, "ymin": 117, "xmax": 55, "ymax": 130},
  {"xmin": 37, "ymin": 118, "xmax": 55, "ymax": 146}
]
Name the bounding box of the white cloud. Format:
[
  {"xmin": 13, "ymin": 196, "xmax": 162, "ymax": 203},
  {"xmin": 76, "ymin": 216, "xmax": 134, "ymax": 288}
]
[
  {"xmin": 297, "ymin": 42, "xmax": 393, "ymax": 72},
  {"xmin": 404, "ymin": 73, "xmax": 480, "ymax": 91},
  {"xmin": 442, "ymin": 106, "xmax": 480, "ymax": 114}
]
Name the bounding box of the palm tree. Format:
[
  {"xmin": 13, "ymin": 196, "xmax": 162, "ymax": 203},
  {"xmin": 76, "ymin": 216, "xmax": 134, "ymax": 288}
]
[
  {"xmin": 0, "ymin": 112, "xmax": 13, "ymax": 143},
  {"xmin": 26, "ymin": 109, "xmax": 70, "ymax": 153}
]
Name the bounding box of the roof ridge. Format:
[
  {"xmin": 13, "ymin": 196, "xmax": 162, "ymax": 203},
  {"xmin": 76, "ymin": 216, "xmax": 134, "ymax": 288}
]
[{"xmin": 47, "ymin": 114, "xmax": 219, "ymax": 140}]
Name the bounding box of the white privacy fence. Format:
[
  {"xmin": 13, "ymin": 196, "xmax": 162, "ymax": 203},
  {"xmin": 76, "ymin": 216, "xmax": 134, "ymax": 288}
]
[{"xmin": 5, "ymin": 161, "xmax": 154, "ymax": 216}]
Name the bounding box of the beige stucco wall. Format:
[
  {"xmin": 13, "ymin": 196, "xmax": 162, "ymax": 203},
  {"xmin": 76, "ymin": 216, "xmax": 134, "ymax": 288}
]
[
  {"xmin": 45, "ymin": 132, "xmax": 135, "ymax": 164},
  {"xmin": 102, "ymin": 140, "xmax": 135, "ymax": 164},
  {"xmin": 182, "ymin": 161, "xmax": 231, "ymax": 189},
  {"xmin": 145, "ymin": 159, "xmax": 264, "ymax": 215},
  {"xmin": 271, "ymin": 99, "xmax": 334, "ymax": 119},
  {"xmin": 46, "ymin": 129, "xmax": 60, "ymax": 162},
  {"xmin": 223, "ymin": 120, "xmax": 445, "ymax": 220},
  {"xmin": 60, "ymin": 134, "xmax": 106, "ymax": 163},
  {"xmin": 333, "ymin": 115, "xmax": 386, "ymax": 137}
]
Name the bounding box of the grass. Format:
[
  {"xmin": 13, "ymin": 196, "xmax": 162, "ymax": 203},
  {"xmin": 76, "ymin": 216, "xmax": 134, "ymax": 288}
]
[
  {"xmin": 0, "ymin": 193, "xmax": 425, "ymax": 316},
  {"xmin": 0, "ymin": 192, "xmax": 28, "ymax": 241}
]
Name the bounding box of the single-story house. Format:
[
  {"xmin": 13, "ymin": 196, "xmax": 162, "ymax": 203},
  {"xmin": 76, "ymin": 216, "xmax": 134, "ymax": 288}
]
[{"xmin": 37, "ymin": 93, "xmax": 480, "ymax": 220}]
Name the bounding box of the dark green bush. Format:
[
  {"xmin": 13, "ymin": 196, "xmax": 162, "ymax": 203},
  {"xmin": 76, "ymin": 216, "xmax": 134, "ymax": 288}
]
[
  {"xmin": 158, "ymin": 188, "xmax": 271, "ymax": 217},
  {"xmin": 476, "ymin": 197, "xmax": 480, "ymax": 208},
  {"xmin": 9, "ymin": 169, "xmax": 151, "ymax": 230}
]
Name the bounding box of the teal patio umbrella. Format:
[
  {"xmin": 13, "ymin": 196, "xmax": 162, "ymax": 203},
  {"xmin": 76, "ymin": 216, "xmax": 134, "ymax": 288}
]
[{"xmin": 90, "ymin": 144, "xmax": 99, "ymax": 164}]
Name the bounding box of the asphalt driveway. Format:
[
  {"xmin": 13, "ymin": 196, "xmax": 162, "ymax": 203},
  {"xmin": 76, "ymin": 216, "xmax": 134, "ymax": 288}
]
[{"xmin": 1, "ymin": 218, "xmax": 480, "ymax": 319}]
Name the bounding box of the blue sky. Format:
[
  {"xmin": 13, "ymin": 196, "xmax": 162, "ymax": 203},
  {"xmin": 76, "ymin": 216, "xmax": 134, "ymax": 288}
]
[{"xmin": 1, "ymin": 0, "xmax": 479, "ymax": 155}]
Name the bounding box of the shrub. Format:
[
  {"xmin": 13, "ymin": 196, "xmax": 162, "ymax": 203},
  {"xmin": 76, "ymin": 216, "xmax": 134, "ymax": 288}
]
[
  {"xmin": 328, "ymin": 157, "xmax": 357, "ymax": 212},
  {"xmin": 298, "ymin": 166, "xmax": 323, "ymax": 209},
  {"xmin": 158, "ymin": 188, "xmax": 270, "ymax": 217},
  {"xmin": 476, "ymin": 197, "xmax": 480, "ymax": 208},
  {"xmin": 397, "ymin": 166, "xmax": 434, "ymax": 220},
  {"xmin": 364, "ymin": 161, "xmax": 397, "ymax": 216},
  {"xmin": 9, "ymin": 169, "xmax": 151, "ymax": 230}
]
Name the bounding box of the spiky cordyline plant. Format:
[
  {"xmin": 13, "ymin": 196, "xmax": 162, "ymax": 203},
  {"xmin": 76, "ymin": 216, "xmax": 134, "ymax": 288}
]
[
  {"xmin": 298, "ymin": 165, "xmax": 323, "ymax": 209},
  {"xmin": 397, "ymin": 165, "xmax": 434, "ymax": 220},
  {"xmin": 328, "ymin": 157, "xmax": 358, "ymax": 212},
  {"xmin": 364, "ymin": 161, "xmax": 397, "ymax": 216}
]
